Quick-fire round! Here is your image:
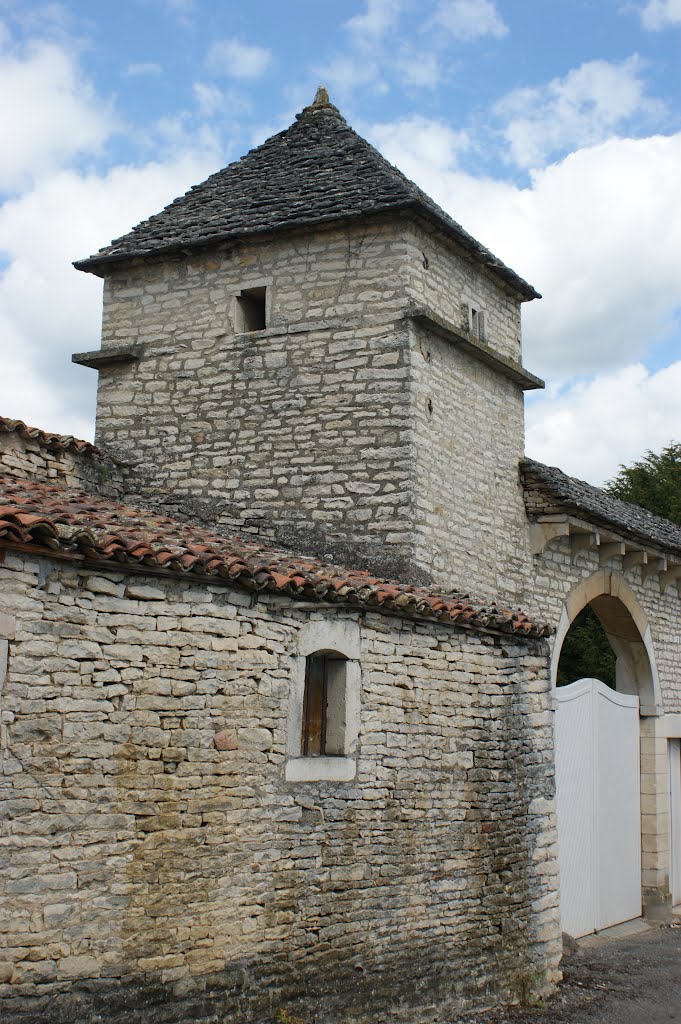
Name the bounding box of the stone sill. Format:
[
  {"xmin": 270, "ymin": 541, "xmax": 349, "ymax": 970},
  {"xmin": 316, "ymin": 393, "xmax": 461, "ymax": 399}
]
[
  {"xmin": 406, "ymin": 303, "xmax": 545, "ymax": 391},
  {"xmin": 72, "ymin": 344, "xmax": 144, "ymax": 370},
  {"xmin": 285, "ymin": 757, "xmax": 356, "ymax": 783}
]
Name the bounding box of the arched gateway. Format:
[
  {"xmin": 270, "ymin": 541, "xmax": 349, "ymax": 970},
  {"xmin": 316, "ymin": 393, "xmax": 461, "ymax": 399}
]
[
  {"xmin": 552, "ymin": 575, "xmax": 660, "ymax": 937},
  {"xmin": 521, "ymin": 459, "xmax": 681, "ymax": 929}
]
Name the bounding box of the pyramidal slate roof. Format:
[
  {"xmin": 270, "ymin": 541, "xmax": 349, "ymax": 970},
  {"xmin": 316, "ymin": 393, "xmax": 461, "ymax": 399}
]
[{"xmin": 74, "ymin": 88, "xmax": 539, "ymax": 299}]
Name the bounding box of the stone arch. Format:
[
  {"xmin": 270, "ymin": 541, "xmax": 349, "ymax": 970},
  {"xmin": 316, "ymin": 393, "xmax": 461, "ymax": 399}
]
[{"xmin": 551, "ymin": 570, "xmax": 662, "ymax": 715}]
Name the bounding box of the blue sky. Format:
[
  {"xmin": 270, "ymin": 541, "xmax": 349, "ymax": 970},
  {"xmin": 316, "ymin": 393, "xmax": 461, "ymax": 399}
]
[{"xmin": 0, "ymin": 0, "xmax": 680, "ymax": 482}]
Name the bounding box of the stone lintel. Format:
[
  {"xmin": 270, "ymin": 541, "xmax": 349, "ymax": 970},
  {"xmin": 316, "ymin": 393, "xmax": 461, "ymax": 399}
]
[
  {"xmin": 406, "ymin": 305, "xmax": 545, "ymax": 390},
  {"xmin": 72, "ymin": 345, "xmax": 144, "ymax": 370}
]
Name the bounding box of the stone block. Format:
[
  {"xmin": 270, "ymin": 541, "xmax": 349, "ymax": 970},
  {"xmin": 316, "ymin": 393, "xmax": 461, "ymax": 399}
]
[{"xmin": 214, "ymin": 730, "xmax": 239, "ymax": 751}]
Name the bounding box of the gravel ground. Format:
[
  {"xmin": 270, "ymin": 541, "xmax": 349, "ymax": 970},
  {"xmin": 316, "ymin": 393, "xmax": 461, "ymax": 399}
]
[{"xmin": 450, "ymin": 922, "xmax": 681, "ymax": 1024}]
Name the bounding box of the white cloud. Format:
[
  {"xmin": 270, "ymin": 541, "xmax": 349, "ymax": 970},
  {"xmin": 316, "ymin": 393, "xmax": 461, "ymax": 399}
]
[
  {"xmin": 394, "ymin": 48, "xmax": 443, "ymax": 89},
  {"xmin": 124, "ymin": 61, "xmax": 162, "ymax": 77},
  {"xmin": 0, "ymin": 38, "xmax": 116, "ymax": 192},
  {"xmin": 206, "ymin": 38, "xmax": 272, "ymax": 80},
  {"xmin": 428, "ymin": 0, "xmax": 507, "ymax": 40},
  {"xmin": 496, "ymin": 57, "xmax": 660, "ymax": 168},
  {"xmin": 345, "ymin": 0, "xmax": 403, "ymax": 40},
  {"xmin": 0, "ymin": 154, "xmax": 216, "ymax": 439},
  {"xmin": 192, "ymin": 81, "xmax": 224, "ymax": 117},
  {"xmin": 318, "ymin": 54, "xmax": 388, "ymax": 100},
  {"xmin": 369, "ymin": 116, "xmax": 470, "ymax": 171},
  {"xmin": 370, "ymin": 119, "xmax": 681, "ymax": 380},
  {"xmin": 639, "ymin": 0, "xmax": 681, "ymax": 29},
  {"xmin": 526, "ymin": 362, "xmax": 681, "ymax": 484}
]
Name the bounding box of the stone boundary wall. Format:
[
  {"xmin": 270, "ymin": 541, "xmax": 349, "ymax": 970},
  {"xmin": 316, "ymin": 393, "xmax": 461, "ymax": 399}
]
[
  {"xmin": 0, "ymin": 431, "xmax": 122, "ymax": 497},
  {"xmin": 0, "ymin": 550, "xmax": 561, "ymax": 1023}
]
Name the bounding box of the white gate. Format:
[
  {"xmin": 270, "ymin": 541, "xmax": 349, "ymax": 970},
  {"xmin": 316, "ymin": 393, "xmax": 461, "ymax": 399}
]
[
  {"xmin": 670, "ymin": 739, "xmax": 681, "ymax": 907},
  {"xmin": 554, "ymin": 678, "xmax": 641, "ymax": 937}
]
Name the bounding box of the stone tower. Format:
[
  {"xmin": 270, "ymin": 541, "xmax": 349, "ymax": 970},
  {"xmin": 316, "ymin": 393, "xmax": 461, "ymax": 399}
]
[{"xmin": 74, "ymin": 89, "xmax": 542, "ymax": 601}]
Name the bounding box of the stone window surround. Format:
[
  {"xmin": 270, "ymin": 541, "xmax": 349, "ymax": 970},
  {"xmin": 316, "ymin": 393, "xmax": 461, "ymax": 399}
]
[
  {"xmin": 285, "ymin": 618, "xmax": 361, "ymax": 783},
  {"xmin": 231, "ymin": 276, "xmax": 272, "ymax": 335}
]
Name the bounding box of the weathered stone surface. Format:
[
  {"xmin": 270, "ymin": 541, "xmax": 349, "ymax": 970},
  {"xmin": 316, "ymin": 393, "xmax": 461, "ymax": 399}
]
[
  {"xmin": 92, "ymin": 213, "xmax": 535, "ymax": 597},
  {"xmin": 213, "ymin": 729, "xmax": 238, "ymax": 751},
  {"xmin": 0, "ymin": 557, "xmax": 561, "ymax": 1022}
]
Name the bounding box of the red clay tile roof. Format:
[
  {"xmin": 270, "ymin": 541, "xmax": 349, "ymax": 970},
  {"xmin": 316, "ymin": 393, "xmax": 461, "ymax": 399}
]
[
  {"xmin": 0, "ymin": 415, "xmax": 99, "ymax": 458},
  {"xmin": 0, "ymin": 475, "xmax": 551, "ymax": 639}
]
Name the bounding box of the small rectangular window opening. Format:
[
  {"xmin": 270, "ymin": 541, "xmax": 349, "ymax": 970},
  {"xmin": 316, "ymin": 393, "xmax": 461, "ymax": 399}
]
[
  {"xmin": 301, "ymin": 653, "xmax": 347, "ymax": 757},
  {"xmin": 236, "ymin": 286, "xmax": 266, "ymax": 332},
  {"xmin": 468, "ymin": 306, "xmax": 486, "ymax": 340}
]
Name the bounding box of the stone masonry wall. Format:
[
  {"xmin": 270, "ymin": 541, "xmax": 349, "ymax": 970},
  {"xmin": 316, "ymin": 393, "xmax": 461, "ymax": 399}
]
[
  {"xmin": 0, "ymin": 432, "xmax": 122, "ymax": 497},
  {"xmin": 95, "ymin": 221, "xmax": 418, "ymax": 577},
  {"xmin": 91, "ymin": 215, "xmax": 530, "ymax": 589},
  {"xmin": 408, "ymin": 318, "xmax": 530, "ymax": 605},
  {"xmin": 0, "ymin": 550, "xmax": 561, "ymax": 1023},
  {"xmin": 403, "ymin": 219, "xmax": 527, "ymax": 365}
]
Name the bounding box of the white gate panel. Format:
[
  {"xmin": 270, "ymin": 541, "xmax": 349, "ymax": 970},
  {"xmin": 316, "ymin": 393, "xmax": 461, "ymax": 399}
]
[
  {"xmin": 595, "ymin": 685, "xmax": 641, "ymax": 930},
  {"xmin": 670, "ymin": 740, "xmax": 681, "ymax": 907},
  {"xmin": 554, "ymin": 680, "xmax": 595, "ymax": 939},
  {"xmin": 555, "ymin": 678, "xmax": 640, "ymax": 937}
]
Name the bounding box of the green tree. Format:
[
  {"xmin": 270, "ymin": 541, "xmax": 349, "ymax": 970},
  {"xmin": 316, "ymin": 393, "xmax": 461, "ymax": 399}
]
[
  {"xmin": 556, "ymin": 606, "xmax": 616, "ymax": 688},
  {"xmin": 605, "ymin": 442, "xmax": 681, "ymax": 525}
]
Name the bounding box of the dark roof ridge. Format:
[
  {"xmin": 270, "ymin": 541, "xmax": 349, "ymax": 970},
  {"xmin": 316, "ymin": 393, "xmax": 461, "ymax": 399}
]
[
  {"xmin": 0, "ymin": 415, "xmax": 100, "ymax": 459},
  {"xmin": 520, "ymin": 457, "xmax": 681, "ymax": 556},
  {"xmin": 0, "ymin": 473, "xmax": 552, "ymax": 639},
  {"xmin": 74, "ymin": 91, "xmax": 539, "ymax": 300}
]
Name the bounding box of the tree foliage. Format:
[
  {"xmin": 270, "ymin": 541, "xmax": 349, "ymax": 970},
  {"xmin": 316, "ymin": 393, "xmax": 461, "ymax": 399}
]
[
  {"xmin": 605, "ymin": 442, "xmax": 681, "ymax": 525},
  {"xmin": 556, "ymin": 605, "xmax": 616, "ymax": 688}
]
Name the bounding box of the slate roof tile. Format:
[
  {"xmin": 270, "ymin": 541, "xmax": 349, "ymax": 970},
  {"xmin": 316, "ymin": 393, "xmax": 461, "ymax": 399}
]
[
  {"xmin": 0, "ymin": 474, "xmax": 550, "ymax": 638},
  {"xmin": 520, "ymin": 458, "xmax": 681, "ymax": 556},
  {"xmin": 74, "ymin": 91, "xmax": 539, "ymax": 300}
]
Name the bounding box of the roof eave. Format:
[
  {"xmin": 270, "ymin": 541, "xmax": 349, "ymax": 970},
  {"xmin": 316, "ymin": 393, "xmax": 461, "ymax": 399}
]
[{"xmin": 74, "ymin": 202, "xmax": 541, "ymax": 300}]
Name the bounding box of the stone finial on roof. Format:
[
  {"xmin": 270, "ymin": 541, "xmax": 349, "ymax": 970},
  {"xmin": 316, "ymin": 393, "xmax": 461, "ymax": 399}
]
[{"xmin": 299, "ymin": 84, "xmax": 341, "ymax": 119}]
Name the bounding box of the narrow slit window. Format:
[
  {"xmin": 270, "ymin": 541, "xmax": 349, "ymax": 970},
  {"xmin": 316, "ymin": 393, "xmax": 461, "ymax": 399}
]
[
  {"xmin": 301, "ymin": 652, "xmax": 347, "ymax": 757},
  {"xmin": 236, "ymin": 286, "xmax": 266, "ymax": 332}
]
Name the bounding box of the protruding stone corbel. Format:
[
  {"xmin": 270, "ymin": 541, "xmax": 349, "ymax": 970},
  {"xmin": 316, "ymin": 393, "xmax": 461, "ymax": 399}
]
[
  {"xmin": 530, "ymin": 518, "xmax": 570, "ymax": 556},
  {"xmin": 622, "ymin": 549, "xmax": 647, "ymax": 572},
  {"xmin": 659, "ymin": 563, "xmax": 681, "ymax": 592},
  {"xmin": 642, "ymin": 555, "xmax": 667, "ymax": 582},
  {"xmin": 570, "ymin": 528, "xmax": 600, "ymax": 562},
  {"xmin": 599, "ymin": 540, "xmax": 625, "ymax": 566}
]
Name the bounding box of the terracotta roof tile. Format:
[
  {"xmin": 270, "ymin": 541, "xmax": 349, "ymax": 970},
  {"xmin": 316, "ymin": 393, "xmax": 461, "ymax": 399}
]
[
  {"xmin": 0, "ymin": 474, "xmax": 550, "ymax": 639},
  {"xmin": 0, "ymin": 415, "xmax": 99, "ymax": 459}
]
